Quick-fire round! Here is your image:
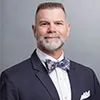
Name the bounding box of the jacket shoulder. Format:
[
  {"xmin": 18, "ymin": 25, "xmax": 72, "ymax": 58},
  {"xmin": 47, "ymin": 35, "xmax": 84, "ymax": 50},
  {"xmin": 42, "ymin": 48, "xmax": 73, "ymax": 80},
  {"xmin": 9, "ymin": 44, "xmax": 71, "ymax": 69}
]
[
  {"xmin": 70, "ymin": 60, "xmax": 95, "ymax": 75},
  {"xmin": 1, "ymin": 58, "xmax": 32, "ymax": 78}
]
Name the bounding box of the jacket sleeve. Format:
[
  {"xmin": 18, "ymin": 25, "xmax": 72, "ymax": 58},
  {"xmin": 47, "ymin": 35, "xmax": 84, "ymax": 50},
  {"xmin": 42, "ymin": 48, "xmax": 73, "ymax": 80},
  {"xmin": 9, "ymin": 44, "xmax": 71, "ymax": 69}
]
[
  {"xmin": 0, "ymin": 72, "xmax": 19, "ymax": 100},
  {"xmin": 93, "ymin": 71, "xmax": 100, "ymax": 100}
]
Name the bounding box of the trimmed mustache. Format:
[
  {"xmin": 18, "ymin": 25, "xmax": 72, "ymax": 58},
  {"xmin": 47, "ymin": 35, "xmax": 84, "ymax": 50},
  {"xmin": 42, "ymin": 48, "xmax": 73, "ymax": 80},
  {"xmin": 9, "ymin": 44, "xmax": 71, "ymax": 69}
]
[
  {"xmin": 44, "ymin": 33, "xmax": 60, "ymax": 38},
  {"xmin": 39, "ymin": 33, "xmax": 65, "ymax": 42}
]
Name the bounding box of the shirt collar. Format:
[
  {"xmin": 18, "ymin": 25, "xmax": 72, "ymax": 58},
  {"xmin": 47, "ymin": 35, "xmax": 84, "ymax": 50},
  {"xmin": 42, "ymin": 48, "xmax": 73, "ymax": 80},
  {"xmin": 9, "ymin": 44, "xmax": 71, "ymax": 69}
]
[{"xmin": 36, "ymin": 48, "xmax": 64, "ymax": 63}]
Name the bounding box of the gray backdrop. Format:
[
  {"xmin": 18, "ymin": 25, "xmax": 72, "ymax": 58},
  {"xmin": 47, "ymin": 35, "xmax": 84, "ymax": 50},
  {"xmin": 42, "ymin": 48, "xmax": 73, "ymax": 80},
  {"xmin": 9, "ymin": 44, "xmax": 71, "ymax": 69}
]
[
  {"xmin": 0, "ymin": 0, "xmax": 100, "ymax": 81},
  {"xmin": 0, "ymin": 0, "xmax": 2, "ymax": 72}
]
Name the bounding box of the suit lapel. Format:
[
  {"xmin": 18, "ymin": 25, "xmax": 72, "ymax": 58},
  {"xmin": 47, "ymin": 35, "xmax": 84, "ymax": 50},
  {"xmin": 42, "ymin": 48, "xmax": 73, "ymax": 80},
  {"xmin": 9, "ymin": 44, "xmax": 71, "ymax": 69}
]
[
  {"xmin": 30, "ymin": 50, "xmax": 60, "ymax": 100},
  {"xmin": 68, "ymin": 61, "xmax": 82, "ymax": 100},
  {"xmin": 36, "ymin": 69, "xmax": 60, "ymax": 100},
  {"xmin": 30, "ymin": 50, "xmax": 82, "ymax": 100}
]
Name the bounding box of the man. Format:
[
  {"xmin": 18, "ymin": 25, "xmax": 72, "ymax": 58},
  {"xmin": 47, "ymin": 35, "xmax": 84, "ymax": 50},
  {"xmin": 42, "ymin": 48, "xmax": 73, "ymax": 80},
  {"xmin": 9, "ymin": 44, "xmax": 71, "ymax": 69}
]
[{"xmin": 0, "ymin": 2, "xmax": 100, "ymax": 100}]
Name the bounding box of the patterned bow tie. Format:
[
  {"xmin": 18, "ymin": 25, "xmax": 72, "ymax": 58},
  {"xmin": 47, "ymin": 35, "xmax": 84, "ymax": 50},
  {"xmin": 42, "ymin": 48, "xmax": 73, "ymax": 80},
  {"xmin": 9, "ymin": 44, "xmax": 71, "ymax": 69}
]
[{"xmin": 45, "ymin": 58, "xmax": 70, "ymax": 73}]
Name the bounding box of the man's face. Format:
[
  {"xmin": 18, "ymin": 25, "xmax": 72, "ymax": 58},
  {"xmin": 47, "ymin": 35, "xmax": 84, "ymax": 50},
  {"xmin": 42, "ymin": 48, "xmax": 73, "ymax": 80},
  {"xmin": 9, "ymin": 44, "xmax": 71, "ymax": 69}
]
[{"xmin": 32, "ymin": 8, "xmax": 70, "ymax": 52}]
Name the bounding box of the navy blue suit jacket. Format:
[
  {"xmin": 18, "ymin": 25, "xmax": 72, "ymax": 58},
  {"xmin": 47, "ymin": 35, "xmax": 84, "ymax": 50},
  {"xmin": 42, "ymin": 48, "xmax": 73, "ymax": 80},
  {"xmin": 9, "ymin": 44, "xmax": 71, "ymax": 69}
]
[{"xmin": 0, "ymin": 50, "xmax": 100, "ymax": 100}]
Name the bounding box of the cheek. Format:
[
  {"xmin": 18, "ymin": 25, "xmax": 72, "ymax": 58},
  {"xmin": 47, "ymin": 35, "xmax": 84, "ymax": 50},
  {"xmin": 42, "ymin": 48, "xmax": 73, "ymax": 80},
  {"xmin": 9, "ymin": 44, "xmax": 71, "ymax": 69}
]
[
  {"xmin": 35, "ymin": 27, "xmax": 47, "ymax": 40},
  {"xmin": 59, "ymin": 29, "xmax": 68, "ymax": 40},
  {"xmin": 37, "ymin": 27, "xmax": 47, "ymax": 36}
]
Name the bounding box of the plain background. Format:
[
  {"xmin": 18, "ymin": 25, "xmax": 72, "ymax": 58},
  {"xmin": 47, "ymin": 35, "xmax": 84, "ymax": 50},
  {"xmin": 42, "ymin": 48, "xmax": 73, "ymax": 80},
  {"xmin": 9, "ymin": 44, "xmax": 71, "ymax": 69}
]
[
  {"xmin": 0, "ymin": 0, "xmax": 100, "ymax": 81},
  {"xmin": 0, "ymin": 0, "xmax": 2, "ymax": 72}
]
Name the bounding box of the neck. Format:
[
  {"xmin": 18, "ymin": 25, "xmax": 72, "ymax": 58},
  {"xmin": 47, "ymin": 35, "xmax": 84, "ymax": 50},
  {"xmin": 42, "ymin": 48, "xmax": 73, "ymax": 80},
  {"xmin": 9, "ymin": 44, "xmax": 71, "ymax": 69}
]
[{"xmin": 38, "ymin": 47, "xmax": 63, "ymax": 60}]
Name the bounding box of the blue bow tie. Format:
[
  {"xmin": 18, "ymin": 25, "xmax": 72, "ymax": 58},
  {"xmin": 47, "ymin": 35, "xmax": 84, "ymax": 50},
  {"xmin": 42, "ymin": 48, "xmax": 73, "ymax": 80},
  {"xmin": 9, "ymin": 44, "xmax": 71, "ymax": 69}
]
[{"xmin": 45, "ymin": 58, "xmax": 70, "ymax": 73}]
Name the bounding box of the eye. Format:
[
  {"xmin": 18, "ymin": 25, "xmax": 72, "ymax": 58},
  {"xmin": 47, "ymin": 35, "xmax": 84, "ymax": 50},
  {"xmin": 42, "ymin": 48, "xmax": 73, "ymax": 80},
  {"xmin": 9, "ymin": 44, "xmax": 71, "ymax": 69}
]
[
  {"xmin": 55, "ymin": 22, "xmax": 63, "ymax": 25},
  {"xmin": 40, "ymin": 22, "xmax": 49, "ymax": 26}
]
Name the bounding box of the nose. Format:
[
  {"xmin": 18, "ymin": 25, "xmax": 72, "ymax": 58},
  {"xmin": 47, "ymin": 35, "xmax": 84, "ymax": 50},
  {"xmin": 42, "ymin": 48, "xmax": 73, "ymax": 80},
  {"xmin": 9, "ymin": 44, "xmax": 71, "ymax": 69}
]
[{"xmin": 47, "ymin": 23, "xmax": 56, "ymax": 33}]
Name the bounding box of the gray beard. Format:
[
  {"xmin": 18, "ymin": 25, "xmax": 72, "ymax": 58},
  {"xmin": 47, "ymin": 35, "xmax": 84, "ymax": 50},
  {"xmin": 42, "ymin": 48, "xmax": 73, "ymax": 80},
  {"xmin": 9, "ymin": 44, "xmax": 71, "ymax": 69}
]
[{"xmin": 37, "ymin": 33, "xmax": 65, "ymax": 52}]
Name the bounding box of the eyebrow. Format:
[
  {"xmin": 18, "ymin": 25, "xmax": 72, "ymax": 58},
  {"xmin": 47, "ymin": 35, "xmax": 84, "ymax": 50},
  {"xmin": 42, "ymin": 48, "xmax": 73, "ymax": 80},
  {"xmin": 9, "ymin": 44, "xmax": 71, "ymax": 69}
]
[
  {"xmin": 55, "ymin": 20, "xmax": 64, "ymax": 23},
  {"xmin": 39, "ymin": 20, "xmax": 64, "ymax": 24},
  {"xmin": 39, "ymin": 20, "xmax": 49, "ymax": 23}
]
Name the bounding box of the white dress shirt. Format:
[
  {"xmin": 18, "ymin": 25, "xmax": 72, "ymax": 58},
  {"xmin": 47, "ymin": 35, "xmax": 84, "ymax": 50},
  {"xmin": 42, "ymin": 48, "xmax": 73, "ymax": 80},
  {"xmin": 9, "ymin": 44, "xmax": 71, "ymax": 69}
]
[{"xmin": 36, "ymin": 48, "xmax": 71, "ymax": 100}]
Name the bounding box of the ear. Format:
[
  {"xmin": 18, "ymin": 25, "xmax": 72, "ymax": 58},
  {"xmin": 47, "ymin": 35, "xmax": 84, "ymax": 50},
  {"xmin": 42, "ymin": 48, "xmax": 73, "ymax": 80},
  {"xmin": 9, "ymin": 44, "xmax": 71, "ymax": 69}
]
[
  {"xmin": 32, "ymin": 25, "xmax": 37, "ymax": 38},
  {"xmin": 67, "ymin": 23, "xmax": 71, "ymax": 37}
]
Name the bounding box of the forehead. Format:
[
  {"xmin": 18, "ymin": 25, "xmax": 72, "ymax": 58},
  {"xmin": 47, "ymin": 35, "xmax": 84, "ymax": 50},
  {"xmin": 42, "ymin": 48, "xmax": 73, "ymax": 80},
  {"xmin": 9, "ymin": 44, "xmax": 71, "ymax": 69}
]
[{"xmin": 36, "ymin": 8, "xmax": 66, "ymax": 21}]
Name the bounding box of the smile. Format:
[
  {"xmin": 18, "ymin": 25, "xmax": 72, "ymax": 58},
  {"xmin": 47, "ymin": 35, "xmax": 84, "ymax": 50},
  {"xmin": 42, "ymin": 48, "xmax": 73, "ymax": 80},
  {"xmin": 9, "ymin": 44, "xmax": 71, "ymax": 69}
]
[{"xmin": 44, "ymin": 37, "xmax": 60, "ymax": 39}]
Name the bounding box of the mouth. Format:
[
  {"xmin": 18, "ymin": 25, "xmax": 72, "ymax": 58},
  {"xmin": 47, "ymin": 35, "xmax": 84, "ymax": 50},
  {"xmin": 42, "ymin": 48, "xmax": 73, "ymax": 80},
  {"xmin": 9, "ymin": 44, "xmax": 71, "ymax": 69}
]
[{"xmin": 44, "ymin": 37, "xmax": 60, "ymax": 39}]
